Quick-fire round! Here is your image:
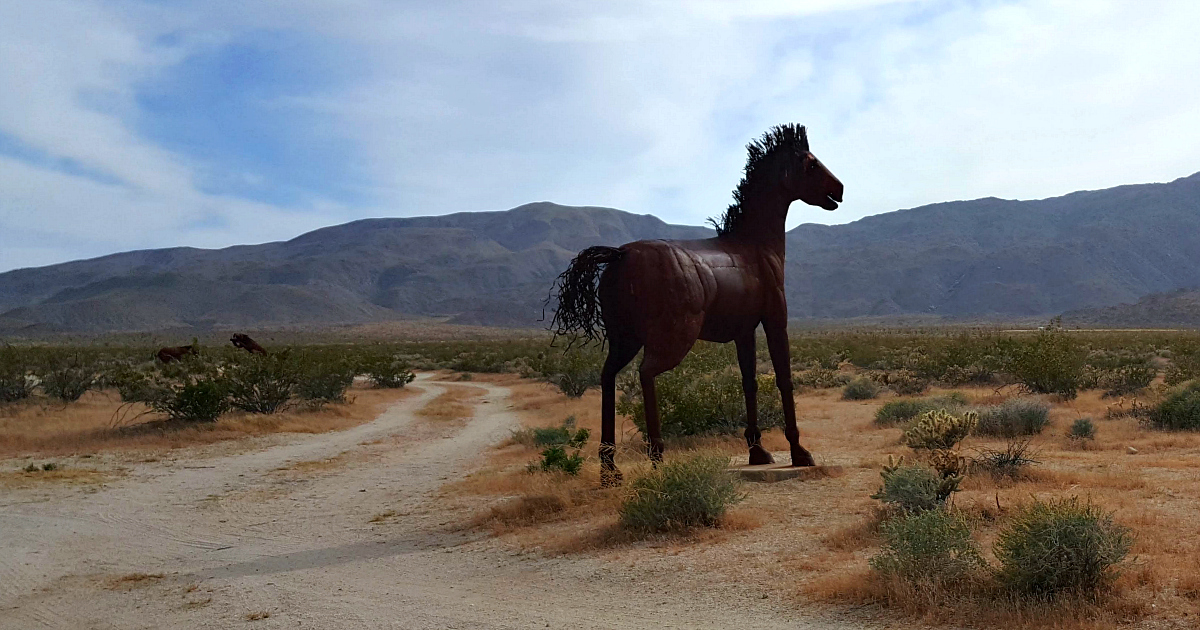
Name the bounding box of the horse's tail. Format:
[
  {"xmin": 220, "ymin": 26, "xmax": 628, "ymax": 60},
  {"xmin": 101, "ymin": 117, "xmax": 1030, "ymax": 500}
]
[{"xmin": 548, "ymin": 245, "xmax": 625, "ymax": 345}]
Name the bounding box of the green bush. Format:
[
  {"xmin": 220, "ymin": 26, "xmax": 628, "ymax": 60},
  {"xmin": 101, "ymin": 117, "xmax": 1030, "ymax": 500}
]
[
  {"xmin": 294, "ymin": 359, "xmax": 356, "ymax": 406},
  {"xmin": 149, "ymin": 378, "xmax": 231, "ymax": 422},
  {"xmin": 994, "ymin": 498, "xmax": 1132, "ymax": 597},
  {"xmin": 1002, "ymin": 320, "xmax": 1084, "ymax": 399},
  {"xmin": 38, "ymin": 355, "xmax": 95, "ymax": 403},
  {"xmin": 871, "ymin": 458, "xmax": 961, "ymax": 514},
  {"xmin": 108, "ymin": 364, "xmax": 158, "ymax": 403},
  {"xmin": 546, "ymin": 348, "xmax": 602, "ymax": 398},
  {"xmin": 841, "ymin": 376, "xmax": 881, "ymax": 400},
  {"xmin": 360, "ymin": 354, "xmax": 416, "ymax": 388},
  {"xmin": 131, "ymin": 358, "xmax": 231, "ymax": 422},
  {"xmin": 527, "ymin": 445, "xmax": 585, "ymax": 475},
  {"xmin": 870, "ymin": 509, "xmax": 984, "ymax": 585},
  {"xmin": 1145, "ymin": 382, "xmax": 1200, "ymax": 431},
  {"xmin": 973, "ymin": 398, "xmax": 1051, "ymax": 437},
  {"xmin": 1068, "ymin": 417, "xmax": 1096, "ymax": 441},
  {"xmin": 618, "ymin": 343, "xmax": 782, "ymax": 437},
  {"xmin": 874, "ymin": 393, "xmax": 968, "ymax": 427},
  {"xmin": 0, "ymin": 347, "xmax": 33, "ymax": 403},
  {"xmin": 901, "ymin": 409, "xmax": 977, "ymax": 451},
  {"xmin": 529, "ymin": 416, "xmax": 590, "ymax": 447},
  {"xmin": 226, "ymin": 354, "xmax": 297, "ymax": 414},
  {"xmin": 619, "ymin": 453, "xmax": 743, "ymax": 533}
]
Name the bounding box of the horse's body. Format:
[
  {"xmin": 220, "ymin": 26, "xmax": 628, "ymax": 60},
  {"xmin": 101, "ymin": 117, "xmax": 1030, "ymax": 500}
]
[
  {"xmin": 551, "ymin": 124, "xmax": 843, "ymax": 485},
  {"xmin": 156, "ymin": 345, "xmax": 197, "ymax": 363},
  {"xmin": 230, "ymin": 334, "xmax": 267, "ymax": 355}
]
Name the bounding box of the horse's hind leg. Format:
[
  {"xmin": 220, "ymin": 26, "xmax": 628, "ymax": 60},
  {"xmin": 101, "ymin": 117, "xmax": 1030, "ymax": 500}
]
[
  {"xmin": 600, "ymin": 335, "xmax": 641, "ymax": 487},
  {"xmin": 736, "ymin": 332, "xmax": 774, "ymax": 465}
]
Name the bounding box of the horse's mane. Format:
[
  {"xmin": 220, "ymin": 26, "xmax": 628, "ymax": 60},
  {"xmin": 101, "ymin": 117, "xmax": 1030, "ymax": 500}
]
[{"xmin": 711, "ymin": 124, "xmax": 808, "ymax": 237}]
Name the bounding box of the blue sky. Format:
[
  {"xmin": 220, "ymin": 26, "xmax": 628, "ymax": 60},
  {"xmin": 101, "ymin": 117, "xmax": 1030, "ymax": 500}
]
[{"xmin": 2, "ymin": 0, "xmax": 1200, "ymax": 272}]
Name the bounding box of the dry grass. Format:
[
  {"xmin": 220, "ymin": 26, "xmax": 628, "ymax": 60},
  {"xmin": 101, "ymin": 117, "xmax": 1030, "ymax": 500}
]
[
  {"xmin": 0, "ymin": 466, "xmax": 111, "ymax": 488},
  {"xmin": 449, "ymin": 377, "xmax": 1200, "ymax": 628},
  {"xmin": 415, "ymin": 385, "xmax": 486, "ymax": 423},
  {"xmin": 104, "ymin": 572, "xmax": 164, "ymax": 590},
  {"xmin": 0, "ymin": 385, "xmax": 416, "ymax": 457}
]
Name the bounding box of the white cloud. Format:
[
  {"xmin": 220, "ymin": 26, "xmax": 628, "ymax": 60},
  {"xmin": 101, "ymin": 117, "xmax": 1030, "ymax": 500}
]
[{"xmin": 1, "ymin": 0, "xmax": 1199, "ymax": 272}]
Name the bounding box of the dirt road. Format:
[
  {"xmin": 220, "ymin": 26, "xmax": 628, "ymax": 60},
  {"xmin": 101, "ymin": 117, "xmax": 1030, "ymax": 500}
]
[{"xmin": 1, "ymin": 375, "xmax": 861, "ymax": 629}]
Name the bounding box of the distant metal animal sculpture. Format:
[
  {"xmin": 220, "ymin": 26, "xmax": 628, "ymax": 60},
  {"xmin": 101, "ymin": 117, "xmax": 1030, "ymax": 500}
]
[
  {"xmin": 550, "ymin": 124, "xmax": 844, "ymax": 486},
  {"xmin": 230, "ymin": 333, "xmax": 267, "ymax": 355},
  {"xmin": 156, "ymin": 345, "xmax": 197, "ymax": 364}
]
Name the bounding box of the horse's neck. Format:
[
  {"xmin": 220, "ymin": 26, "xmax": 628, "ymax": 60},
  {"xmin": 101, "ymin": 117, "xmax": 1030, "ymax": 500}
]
[{"xmin": 729, "ymin": 195, "xmax": 789, "ymax": 257}]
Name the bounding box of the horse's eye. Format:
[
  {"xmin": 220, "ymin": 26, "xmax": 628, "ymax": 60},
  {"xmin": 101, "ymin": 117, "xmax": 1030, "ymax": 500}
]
[{"xmin": 808, "ymin": 161, "xmax": 818, "ymax": 171}]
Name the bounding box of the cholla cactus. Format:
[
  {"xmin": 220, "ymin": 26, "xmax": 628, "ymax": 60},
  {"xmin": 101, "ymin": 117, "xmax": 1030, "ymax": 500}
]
[
  {"xmin": 873, "ymin": 455, "xmax": 962, "ymax": 511},
  {"xmin": 902, "ymin": 409, "xmax": 978, "ymax": 450},
  {"xmin": 927, "ymin": 448, "xmax": 967, "ymax": 479}
]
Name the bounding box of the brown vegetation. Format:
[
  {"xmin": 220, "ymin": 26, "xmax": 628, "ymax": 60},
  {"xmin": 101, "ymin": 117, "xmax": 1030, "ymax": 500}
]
[
  {"xmin": 414, "ymin": 384, "xmax": 486, "ymax": 424},
  {"xmin": 0, "ymin": 385, "xmax": 416, "ymax": 457}
]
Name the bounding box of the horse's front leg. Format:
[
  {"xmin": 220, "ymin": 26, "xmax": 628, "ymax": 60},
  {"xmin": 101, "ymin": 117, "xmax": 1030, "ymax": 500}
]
[
  {"xmin": 763, "ymin": 318, "xmax": 815, "ymax": 467},
  {"xmin": 736, "ymin": 332, "xmax": 774, "ymax": 465}
]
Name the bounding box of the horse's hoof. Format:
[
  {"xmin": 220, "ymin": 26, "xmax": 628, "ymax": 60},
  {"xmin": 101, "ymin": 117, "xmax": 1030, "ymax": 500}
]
[
  {"xmin": 791, "ymin": 447, "xmax": 816, "ymax": 467},
  {"xmin": 748, "ymin": 444, "xmax": 775, "ymax": 465},
  {"xmin": 600, "ymin": 468, "xmax": 623, "ymax": 488}
]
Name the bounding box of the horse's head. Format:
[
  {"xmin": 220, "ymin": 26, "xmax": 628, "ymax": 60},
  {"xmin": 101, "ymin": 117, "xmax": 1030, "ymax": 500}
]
[
  {"xmin": 712, "ymin": 124, "xmax": 844, "ymax": 238},
  {"xmin": 778, "ymin": 127, "xmax": 842, "ymax": 211}
]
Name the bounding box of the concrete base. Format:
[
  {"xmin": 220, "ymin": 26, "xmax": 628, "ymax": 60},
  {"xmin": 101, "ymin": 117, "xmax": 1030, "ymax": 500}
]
[{"xmin": 731, "ymin": 463, "xmax": 844, "ymax": 483}]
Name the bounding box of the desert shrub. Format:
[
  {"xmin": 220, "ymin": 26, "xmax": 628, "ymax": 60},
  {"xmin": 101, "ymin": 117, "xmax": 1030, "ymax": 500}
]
[
  {"xmin": 841, "ymin": 376, "xmax": 881, "ymax": 400},
  {"xmin": 225, "ymin": 354, "xmax": 297, "ymax": 414},
  {"xmin": 973, "ymin": 398, "xmax": 1051, "ymax": 437},
  {"xmin": 618, "ymin": 344, "xmax": 782, "ymax": 437},
  {"xmin": 619, "ymin": 453, "xmax": 743, "ymax": 533},
  {"xmin": 1068, "ymin": 416, "xmax": 1096, "ymax": 441},
  {"xmin": 901, "ymin": 409, "xmax": 977, "ymax": 451},
  {"xmin": 1001, "ymin": 319, "xmax": 1084, "ymax": 399},
  {"xmin": 132, "ymin": 359, "xmax": 231, "ymax": 422},
  {"xmin": 884, "ymin": 369, "xmax": 930, "ymax": 395},
  {"xmin": 870, "ymin": 509, "xmax": 984, "ymax": 585},
  {"xmin": 546, "ymin": 348, "xmax": 601, "ymax": 398},
  {"xmin": 794, "ymin": 366, "xmax": 850, "ymax": 389},
  {"xmin": 0, "ymin": 347, "xmax": 34, "ymax": 403},
  {"xmin": 1145, "ymin": 381, "xmax": 1200, "ymax": 431},
  {"xmin": 527, "ymin": 445, "xmax": 585, "ymax": 475},
  {"xmin": 1096, "ymin": 361, "xmax": 1156, "ymax": 397},
  {"xmin": 871, "ymin": 458, "xmax": 960, "ymax": 514},
  {"xmin": 294, "ymin": 359, "xmax": 355, "ymax": 406},
  {"xmin": 360, "ymin": 353, "xmax": 416, "ymax": 388},
  {"xmin": 528, "ymin": 416, "xmax": 590, "ymax": 447},
  {"xmin": 1164, "ymin": 352, "xmax": 1200, "ymax": 386},
  {"xmin": 994, "ymin": 497, "xmax": 1132, "ymax": 598},
  {"xmin": 972, "ymin": 438, "xmax": 1040, "ymax": 479},
  {"xmin": 107, "ymin": 364, "xmax": 159, "ymax": 403},
  {"xmin": 874, "ymin": 393, "xmax": 968, "ymax": 427},
  {"xmin": 37, "ymin": 355, "xmax": 95, "ymax": 403},
  {"xmin": 148, "ymin": 378, "xmax": 231, "ymax": 422}
]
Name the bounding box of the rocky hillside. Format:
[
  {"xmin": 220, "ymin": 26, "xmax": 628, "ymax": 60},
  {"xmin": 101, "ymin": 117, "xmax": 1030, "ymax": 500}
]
[{"xmin": 2, "ymin": 171, "xmax": 1200, "ymax": 333}]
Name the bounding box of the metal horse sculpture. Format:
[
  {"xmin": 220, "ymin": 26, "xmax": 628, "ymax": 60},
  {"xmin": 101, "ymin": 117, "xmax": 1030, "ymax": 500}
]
[
  {"xmin": 230, "ymin": 333, "xmax": 268, "ymax": 355},
  {"xmin": 550, "ymin": 124, "xmax": 843, "ymax": 486}
]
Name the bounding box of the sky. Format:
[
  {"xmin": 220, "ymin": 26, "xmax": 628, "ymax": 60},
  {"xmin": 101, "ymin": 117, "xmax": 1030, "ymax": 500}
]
[{"xmin": 2, "ymin": 0, "xmax": 1199, "ymax": 272}]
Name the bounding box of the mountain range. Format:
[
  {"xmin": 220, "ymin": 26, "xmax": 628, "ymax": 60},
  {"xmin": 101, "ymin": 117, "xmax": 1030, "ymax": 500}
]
[{"xmin": 2, "ymin": 171, "xmax": 1199, "ymax": 334}]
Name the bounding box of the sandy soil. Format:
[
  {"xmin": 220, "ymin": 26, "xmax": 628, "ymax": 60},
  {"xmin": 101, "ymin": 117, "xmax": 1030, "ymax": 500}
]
[{"xmin": 0, "ymin": 374, "xmax": 863, "ymax": 630}]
